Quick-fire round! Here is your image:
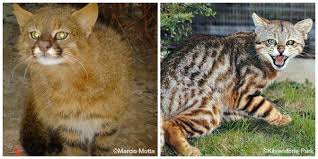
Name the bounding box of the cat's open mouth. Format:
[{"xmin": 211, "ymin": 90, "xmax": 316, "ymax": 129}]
[{"xmin": 270, "ymin": 55, "xmax": 288, "ymax": 68}]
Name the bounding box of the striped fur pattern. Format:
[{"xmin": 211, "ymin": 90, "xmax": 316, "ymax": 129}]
[
  {"xmin": 161, "ymin": 13, "xmax": 312, "ymax": 156},
  {"xmin": 14, "ymin": 4, "xmax": 133, "ymax": 155}
]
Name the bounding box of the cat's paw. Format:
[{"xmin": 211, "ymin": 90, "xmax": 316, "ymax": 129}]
[
  {"xmin": 270, "ymin": 115, "xmax": 292, "ymax": 126},
  {"xmin": 183, "ymin": 146, "xmax": 201, "ymax": 156},
  {"xmin": 47, "ymin": 142, "xmax": 63, "ymax": 155}
]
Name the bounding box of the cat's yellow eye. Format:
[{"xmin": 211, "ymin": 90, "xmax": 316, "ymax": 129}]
[
  {"xmin": 286, "ymin": 40, "xmax": 295, "ymax": 46},
  {"xmin": 55, "ymin": 31, "xmax": 68, "ymax": 40},
  {"xmin": 267, "ymin": 39, "xmax": 277, "ymax": 46},
  {"xmin": 30, "ymin": 31, "xmax": 41, "ymax": 39}
]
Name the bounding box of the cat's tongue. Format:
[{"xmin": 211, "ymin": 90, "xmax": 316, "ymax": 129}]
[{"xmin": 274, "ymin": 55, "xmax": 285, "ymax": 65}]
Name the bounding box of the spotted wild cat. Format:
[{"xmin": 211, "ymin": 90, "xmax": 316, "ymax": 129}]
[
  {"xmin": 161, "ymin": 13, "xmax": 313, "ymax": 156},
  {"xmin": 13, "ymin": 4, "xmax": 133, "ymax": 155}
]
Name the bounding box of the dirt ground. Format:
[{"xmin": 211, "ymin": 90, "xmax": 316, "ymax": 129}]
[{"xmin": 3, "ymin": 4, "xmax": 157, "ymax": 156}]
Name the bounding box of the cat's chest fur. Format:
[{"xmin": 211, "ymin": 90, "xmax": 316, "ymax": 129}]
[
  {"xmin": 36, "ymin": 100, "xmax": 116, "ymax": 144},
  {"xmin": 63, "ymin": 118, "xmax": 104, "ymax": 143}
]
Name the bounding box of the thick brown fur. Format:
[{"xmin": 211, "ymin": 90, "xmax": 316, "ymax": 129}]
[{"xmin": 14, "ymin": 4, "xmax": 133, "ymax": 155}]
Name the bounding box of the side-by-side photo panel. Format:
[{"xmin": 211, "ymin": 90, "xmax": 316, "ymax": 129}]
[
  {"xmin": 3, "ymin": 3, "xmax": 157, "ymax": 156},
  {"xmin": 160, "ymin": 3, "xmax": 315, "ymax": 156},
  {"xmin": 2, "ymin": 2, "xmax": 317, "ymax": 157}
]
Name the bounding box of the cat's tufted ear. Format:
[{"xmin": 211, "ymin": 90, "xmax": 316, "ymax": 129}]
[
  {"xmin": 252, "ymin": 13, "xmax": 270, "ymax": 31},
  {"xmin": 12, "ymin": 4, "xmax": 33, "ymax": 31},
  {"xmin": 295, "ymin": 18, "xmax": 313, "ymax": 40},
  {"xmin": 72, "ymin": 3, "xmax": 98, "ymax": 37}
]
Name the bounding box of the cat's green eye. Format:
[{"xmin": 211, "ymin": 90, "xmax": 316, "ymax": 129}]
[
  {"xmin": 55, "ymin": 31, "xmax": 68, "ymax": 40},
  {"xmin": 30, "ymin": 31, "xmax": 41, "ymax": 39},
  {"xmin": 286, "ymin": 40, "xmax": 295, "ymax": 45},
  {"xmin": 267, "ymin": 39, "xmax": 277, "ymax": 46}
]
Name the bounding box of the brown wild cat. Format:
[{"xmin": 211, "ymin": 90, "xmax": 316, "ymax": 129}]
[
  {"xmin": 13, "ymin": 4, "xmax": 133, "ymax": 155},
  {"xmin": 161, "ymin": 13, "xmax": 313, "ymax": 156}
]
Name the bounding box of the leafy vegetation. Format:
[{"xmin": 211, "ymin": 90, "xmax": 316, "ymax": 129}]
[
  {"xmin": 161, "ymin": 4, "xmax": 216, "ymax": 54},
  {"xmin": 162, "ymin": 81, "xmax": 315, "ymax": 156}
]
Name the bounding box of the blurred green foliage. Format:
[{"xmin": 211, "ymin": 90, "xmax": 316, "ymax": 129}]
[{"xmin": 161, "ymin": 4, "xmax": 216, "ymax": 52}]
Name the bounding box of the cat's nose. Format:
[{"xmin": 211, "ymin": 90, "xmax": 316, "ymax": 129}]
[
  {"xmin": 278, "ymin": 48, "xmax": 285, "ymax": 54},
  {"xmin": 277, "ymin": 46, "xmax": 285, "ymax": 54},
  {"xmin": 38, "ymin": 40, "xmax": 52, "ymax": 52}
]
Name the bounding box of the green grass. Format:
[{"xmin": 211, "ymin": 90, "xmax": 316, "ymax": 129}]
[{"xmin": 162, "ymin": 81, "xmax": 315, "ymax": 156}]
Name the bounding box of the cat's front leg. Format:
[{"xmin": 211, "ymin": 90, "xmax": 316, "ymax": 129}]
[
  {"xmin": 91, "ymin": 125, "xmax": 119, "ymax": 155},
  {"xmin": 47, "ymin": 129, "xmax": 63, "ymax": 155},
  {"xmin": 20, "ymin": 95, "xmax": 49, "ymax": 156},
  {"xmin": 58, "ymin": 128, "xmax": 90, "ymax": 155},
  {"xmin": 237, "ymin": 94, "xmax": 292, "ymax": 126},
  {"xmin": 163, "ymin": 120, "xmax": 201, "ymax": 156},
  {"xmin": 163, "ymin": 106, "xmax": 222, "ymax": 156}
]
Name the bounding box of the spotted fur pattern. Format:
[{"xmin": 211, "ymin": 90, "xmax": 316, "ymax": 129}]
[{"xmin": 161, "ymin": 13, "xmax": 312, "ymax": 156}]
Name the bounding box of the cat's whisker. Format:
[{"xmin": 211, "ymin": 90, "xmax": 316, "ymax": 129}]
[
  {"xmin": 63, "ymin": 54, "xmax": 89, "ymax": 80},
  {"xmin": 62, "ymin": 52, "xmax": 78, "ymax": 59},
  {"xmin": 69, "ymin": 58, "xmax": 89, "ymax": 81},
  {"xmin": 301, "ymin": 50, "xmax": 311, "ymax": 54},
  {"xmin": 23, "ymin": 60, "xmax": 33, "ymax": 81},
  {"xmin": 11, "ymin": 56, "xmax": 33, "ymax": 79}
]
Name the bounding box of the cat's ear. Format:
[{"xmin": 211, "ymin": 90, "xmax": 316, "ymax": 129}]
[
  {"xmin": 72, "ymin": 3, "xmax": 98, "ymax": 37},
  {"xmin": 252, "ymin": 13, "xmax": 270, "ymax": 28},
  {"xmin": 295, "ymin": 18, "xmax": 313, "ymax": 39},
  {"xmin": 12, "ymin": 4, "xmax": 33, "ymax": 31}
]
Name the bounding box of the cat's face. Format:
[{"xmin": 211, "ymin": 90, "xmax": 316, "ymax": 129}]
[
  {"xmin": 252, "ymin": 13, "xmax": 313, "ymax": 71},
  {"xmin": 13, "ymin": 4, "xmax": 98, "ymax": 66}
]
